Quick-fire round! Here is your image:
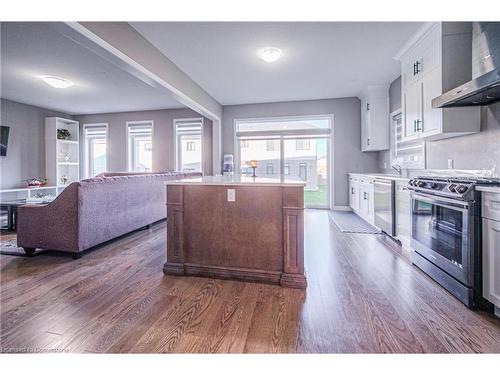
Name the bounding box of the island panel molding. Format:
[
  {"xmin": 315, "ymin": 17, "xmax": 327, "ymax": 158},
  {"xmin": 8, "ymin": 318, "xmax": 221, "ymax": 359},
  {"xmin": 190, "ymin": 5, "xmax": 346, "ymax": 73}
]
[{"xmin": 164, "ymin": 177, "xmax": 306, "ymax": 289}]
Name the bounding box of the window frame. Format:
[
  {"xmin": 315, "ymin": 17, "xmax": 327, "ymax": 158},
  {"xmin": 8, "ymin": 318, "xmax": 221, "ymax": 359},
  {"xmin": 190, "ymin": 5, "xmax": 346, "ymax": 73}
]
[
  {"xmin": 126, "ymin": 120, "xmax": 154, "ymax": 173},
  {"xmin": 174, "ymin": 117, "xmax": 204, "ymax": 174},
  {"xmin": 233, "ymin": 114, "xmax": 334, "ymax": 210},
  {"xmin": 83, "ymin": 123, "xmax": 108, "ymax": 178}
]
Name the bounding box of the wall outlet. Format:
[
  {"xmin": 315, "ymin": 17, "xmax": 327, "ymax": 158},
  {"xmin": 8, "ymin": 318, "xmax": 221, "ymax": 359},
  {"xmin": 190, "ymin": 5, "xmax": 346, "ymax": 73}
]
[
  {"xmin": 383, "ymin": 162, "xmax": 387, "ymax": 169},
  {"xmin": 227, "ymin": 189, "xmax": 235, "ymax": 202},
  {"xmin": 447, "ymin": 159, "xmax": 454, "ymax": 169}
]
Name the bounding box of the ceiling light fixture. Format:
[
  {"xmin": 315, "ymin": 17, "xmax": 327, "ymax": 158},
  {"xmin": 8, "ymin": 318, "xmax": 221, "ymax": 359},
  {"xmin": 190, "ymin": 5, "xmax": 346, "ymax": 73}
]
[
  {"xmin": 41, "ymin": 76, "xmax": 74, "ymax": 89},
  {"xmin": 258, "ymin": 47, "xmax": 282, "ymax": 63}
]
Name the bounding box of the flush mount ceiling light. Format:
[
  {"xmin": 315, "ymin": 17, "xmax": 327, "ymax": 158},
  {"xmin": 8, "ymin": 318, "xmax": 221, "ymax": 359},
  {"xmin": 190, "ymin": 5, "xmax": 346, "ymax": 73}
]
[
  {"xmin": 258, "ymin": 47, "xmax": 282, "ymax": 63},
  {"xmin": 41, "ymin": 76, "xmax": 74, "ymax": 89}
]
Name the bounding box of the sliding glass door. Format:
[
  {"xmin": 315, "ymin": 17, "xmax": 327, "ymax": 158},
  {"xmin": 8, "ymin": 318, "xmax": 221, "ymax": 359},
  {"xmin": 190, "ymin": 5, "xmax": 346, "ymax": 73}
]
[
  {"xmin": 235, "ymin": 115, "xmax": 332, "ymax": 209},
  {"xmin": 284, "ymin": 137, "xmax": 329, "ymax": 208}
]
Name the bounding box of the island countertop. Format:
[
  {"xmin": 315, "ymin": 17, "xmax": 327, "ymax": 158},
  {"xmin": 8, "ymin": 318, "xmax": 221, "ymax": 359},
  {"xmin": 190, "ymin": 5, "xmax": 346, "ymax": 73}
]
[{"xmin": 165, "ymin": 175, "xmax": 307, "ymax": 187}]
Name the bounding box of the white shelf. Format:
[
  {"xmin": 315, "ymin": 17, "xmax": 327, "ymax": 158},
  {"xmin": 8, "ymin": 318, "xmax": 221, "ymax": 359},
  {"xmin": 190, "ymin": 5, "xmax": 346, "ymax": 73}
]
[
  {"xmin": 46, "ymin": 117, "xmax": 80, "ymax": 187},
  {"xmin": 57, "ymin": 139, "xmax": 79, "ymax": 145}
]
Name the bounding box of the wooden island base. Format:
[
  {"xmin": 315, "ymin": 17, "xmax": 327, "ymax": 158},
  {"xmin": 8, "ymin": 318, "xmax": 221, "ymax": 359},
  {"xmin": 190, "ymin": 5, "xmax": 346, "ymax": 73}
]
[{"xmin": 164, "ymin": 177, "xmax": 307, "ymax": 289}]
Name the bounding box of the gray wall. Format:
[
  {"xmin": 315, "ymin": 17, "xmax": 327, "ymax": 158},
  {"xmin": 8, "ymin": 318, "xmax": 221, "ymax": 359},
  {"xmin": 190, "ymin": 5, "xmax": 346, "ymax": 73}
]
[
  {"xmin": 75, "ymin": 108, "xmax": 213, "ymax": 177},
  {"xmin": 222, "ymin": 98, "xmax": 380, "ymax": 207},
  {"xmin": 426, "ymin": 102, "xmax": 500, "ymax": 171},
  {"xmin": 0, "ymin": 99, "xmax": 73, "ymax": 189}
]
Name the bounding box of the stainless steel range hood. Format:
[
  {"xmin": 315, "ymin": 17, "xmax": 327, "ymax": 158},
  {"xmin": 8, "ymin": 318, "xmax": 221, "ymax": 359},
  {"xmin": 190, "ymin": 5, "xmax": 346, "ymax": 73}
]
[{"xmin": 432, "ymin": 22, "xmax": 500, "ymax": 108}]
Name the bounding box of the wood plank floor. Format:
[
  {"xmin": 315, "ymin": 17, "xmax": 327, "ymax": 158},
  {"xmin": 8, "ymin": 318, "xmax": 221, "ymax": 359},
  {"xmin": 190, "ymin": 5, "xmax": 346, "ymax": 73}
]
[{"xmin": 1, "ymin": 210, "xmax": 499, "ymax": 353}]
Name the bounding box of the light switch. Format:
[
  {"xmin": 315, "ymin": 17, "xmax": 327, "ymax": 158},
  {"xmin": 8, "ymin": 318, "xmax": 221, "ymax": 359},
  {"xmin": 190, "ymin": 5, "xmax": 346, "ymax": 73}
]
[
  {"xmin": 448, "ymin": 159, "xmax": 454, "ymax": 169},
  {"xmin": 227, "ymin": 188, "xmax": 236, "ymax": 202}
]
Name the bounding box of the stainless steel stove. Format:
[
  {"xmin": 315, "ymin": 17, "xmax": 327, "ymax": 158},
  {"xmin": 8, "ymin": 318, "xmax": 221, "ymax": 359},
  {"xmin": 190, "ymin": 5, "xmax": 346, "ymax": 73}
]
[{"xmin": 407, "ymin": 176, "xmax": 500, "ymax": 308}]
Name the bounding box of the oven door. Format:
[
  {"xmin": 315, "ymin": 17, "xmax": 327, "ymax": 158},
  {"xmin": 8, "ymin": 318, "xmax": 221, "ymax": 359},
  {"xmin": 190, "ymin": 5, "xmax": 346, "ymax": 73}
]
[{"xmin": 410, "ymin": 192, "xmax": 472, "ymax": 286}]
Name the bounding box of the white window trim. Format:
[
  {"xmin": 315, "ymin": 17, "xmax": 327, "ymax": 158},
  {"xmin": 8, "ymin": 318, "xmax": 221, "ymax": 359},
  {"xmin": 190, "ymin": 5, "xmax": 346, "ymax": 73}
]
[
  {"xmin": 83, "ymin": 123, "xmax": 108, "ymax": 178},
  {"xmin": 174, "ymin": 117, "xmax": 204, "ymax": 175},
  {"xmin": 233, "ymin": 114, "xmax": 334, "ymax": 209},
  {"xmin": 126, "ymin": 120, "xmax": 154, "ymax": 172}
]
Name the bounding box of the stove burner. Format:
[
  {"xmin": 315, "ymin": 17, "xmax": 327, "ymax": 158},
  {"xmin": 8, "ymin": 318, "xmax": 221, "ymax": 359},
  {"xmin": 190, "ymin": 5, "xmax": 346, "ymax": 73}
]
[{"xmin": 408, "ymin": 175, "xmax": 500, "ymax": 200}]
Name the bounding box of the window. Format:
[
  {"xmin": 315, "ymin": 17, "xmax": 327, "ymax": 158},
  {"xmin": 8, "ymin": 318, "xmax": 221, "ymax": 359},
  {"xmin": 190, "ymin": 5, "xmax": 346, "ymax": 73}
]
[
  {"xmin": 235, "ymin": 115, "xmax": 332, "ymax": 208},
  {"xmin": 299, "ymin": 162, "xmax": 307, "ymax": 181},
  {"xmin": 266, "ymin": 140, "xmax": 278, "ymax": 151},
  {"xmin": 175, "ymin": 118, "xmax": 203, "ymax": 173},
  {"xmin": 284, "ymin": 163, "xmax": 290, "ymax": 175},
  {"xmin": 127, "ymin": 121, "xmax": 153, "ymax": 172},
  {"xmin": 296, "ymin": 139, "xmax": 310, "ymax": 150},
  {"xmin": 84, "ymin": 124, "xmax": 108, "ymax": 178},
  {"xmin": 266, "ymin": 163, "xmax": 274, "ymax": 175}
]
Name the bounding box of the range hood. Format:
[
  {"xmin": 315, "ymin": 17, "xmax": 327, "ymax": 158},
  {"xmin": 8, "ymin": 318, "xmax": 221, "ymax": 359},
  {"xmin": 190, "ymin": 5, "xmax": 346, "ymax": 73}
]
[{"xmin": 432, "ymin": 22, "xmax": 500, "ymax": 108}]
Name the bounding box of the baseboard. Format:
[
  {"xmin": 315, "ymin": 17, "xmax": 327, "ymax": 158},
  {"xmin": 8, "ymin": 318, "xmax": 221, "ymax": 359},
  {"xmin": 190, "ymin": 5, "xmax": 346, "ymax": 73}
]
[
  {"xmin": 165, "ymin": 262, "xmax": 306, "ymax": 289},
  {"xmin": 332, "ymin": 206, "xmax": 352, "ymax": 211}
]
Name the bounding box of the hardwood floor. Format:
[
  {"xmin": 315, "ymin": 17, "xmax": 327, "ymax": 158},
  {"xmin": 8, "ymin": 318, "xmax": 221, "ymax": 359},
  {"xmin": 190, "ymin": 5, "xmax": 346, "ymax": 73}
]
[{"xmin": 1, "ymin": 210, "xmax": 500, "ymax": 353}]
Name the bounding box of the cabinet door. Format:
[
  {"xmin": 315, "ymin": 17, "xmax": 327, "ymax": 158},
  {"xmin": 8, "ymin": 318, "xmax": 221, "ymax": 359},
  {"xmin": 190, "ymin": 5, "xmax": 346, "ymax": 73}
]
[
  {"xmin": 366, "ymin": 185, "xmax": 374, "ymax": 222},
  {"xmin": 361, "ymin": 99, "xmax": 370, "ymax": 151},
  {"xmin": 421, "ymin": 67, "xmax": 442, "ymax": 136},
  {"xmin": 403, "ymin": 81, "xmax": 422, "ymax": 140},
  {"xmin": 358, "ymin": 186, "xmax": 369, "ymax": 219},
  {"xmin": 395, "ymin": 183, "xmax": 411, "ymax": 248},
  {"xmin": 349, "ymin": 179, "xmax": 359, "ymax": 211},
  {"xmin": 483, "ymin": 218, "xmax": 500, "ymax": 307},
  {"xmin": 368, "ymin": 97, "xmax": 389, "ymax": 151}
]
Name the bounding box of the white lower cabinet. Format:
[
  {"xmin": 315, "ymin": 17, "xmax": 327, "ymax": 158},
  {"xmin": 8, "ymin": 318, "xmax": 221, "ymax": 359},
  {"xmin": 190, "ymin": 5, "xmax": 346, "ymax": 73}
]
[
  {"xmin": 482, "ymin": 217, "xmax": 500, "ymax": 313},
  {"xmin": 481, "ymin": 191, "xmax": 500, "ymax": 316},
  {"xmin": 349, "ymin": 176, "xmax": 359, "ymax": 211},
  {"xmin": 395, "ymin": 180, "xmax": 412, "ymax": 257},
  {"xmin": 348, "ymin": 174, "xmax": 374, "ymax": 224}
]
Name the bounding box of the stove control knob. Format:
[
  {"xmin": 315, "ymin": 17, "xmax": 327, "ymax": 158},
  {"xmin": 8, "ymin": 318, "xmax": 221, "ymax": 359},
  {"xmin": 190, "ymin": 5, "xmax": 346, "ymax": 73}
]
[
  {"xmin": 428, "ymin": 182, "xmax": 437, "ymax": 189},
  {"xmin": 417, "ymin": 181, "xmax": 426, "ymax": 187},
  {"xmin": 456, "ymin": 185, "xmax": 468, "ymax": 194}
]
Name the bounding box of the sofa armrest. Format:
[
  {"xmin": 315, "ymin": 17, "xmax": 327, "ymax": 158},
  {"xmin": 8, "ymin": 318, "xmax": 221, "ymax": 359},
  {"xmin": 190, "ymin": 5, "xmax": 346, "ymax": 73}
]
[{"xmin": 16, "ymin": 184, "xmax": 80, "ymax": 252}]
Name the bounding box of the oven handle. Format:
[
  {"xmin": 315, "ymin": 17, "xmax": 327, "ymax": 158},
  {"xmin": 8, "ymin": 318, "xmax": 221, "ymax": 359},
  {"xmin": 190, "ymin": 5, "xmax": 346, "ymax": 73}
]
[{"xmin": 410, "ymin": 192, "xmax": 470, "ymax": 212}]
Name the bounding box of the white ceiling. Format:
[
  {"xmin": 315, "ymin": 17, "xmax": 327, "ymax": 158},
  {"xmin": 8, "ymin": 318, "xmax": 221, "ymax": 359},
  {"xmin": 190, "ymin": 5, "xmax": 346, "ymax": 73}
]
[
  {"xmin": 131, "ymin": 22, "xmax": 424, "ymax": 105},
  {"xmin": 0, "ymin": 22, "xmax": 183, "ymax": 115}
]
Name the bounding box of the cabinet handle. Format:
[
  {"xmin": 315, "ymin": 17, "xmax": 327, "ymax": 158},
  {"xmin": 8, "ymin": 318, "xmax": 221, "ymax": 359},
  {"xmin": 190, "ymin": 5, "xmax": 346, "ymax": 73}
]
[
  {"xmin": 366, "ymin": 103, "xmax": 370, "ymax": 111},
  {"xmin": 364, "ymin": 192, "xmax": 368, "ymax": 200},
  {"xmin": 351, "ymin": 187, "xmax": 354, "ymax": 194},
  {"xmin": 416, "ymin": 119, "xmax": 423, "ymax": 132},
  {"xmin": 413, "ymin": 120, "xmax": 417, "ymax": 132},
  {"xmin": 416, "ymin": 60, "xmax": 421, "ymax": 74},
  {"xmin": 413, "ymin": 62, "xmax": 417, "ymax": 76},
  {"xmin": 367, "ymin": 138, "xmax": 370, "ymax": 146}
]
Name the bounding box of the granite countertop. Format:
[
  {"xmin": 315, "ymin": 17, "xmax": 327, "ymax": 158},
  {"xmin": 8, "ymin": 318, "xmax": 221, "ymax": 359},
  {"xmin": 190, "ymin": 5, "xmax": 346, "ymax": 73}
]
[
  {"xmin": 165, "ymin": 175, "xmax": 307, "ymax": 187},
  {"xmin": 348, "ymin": 172, "xmax": 410, "ymax": 182}
]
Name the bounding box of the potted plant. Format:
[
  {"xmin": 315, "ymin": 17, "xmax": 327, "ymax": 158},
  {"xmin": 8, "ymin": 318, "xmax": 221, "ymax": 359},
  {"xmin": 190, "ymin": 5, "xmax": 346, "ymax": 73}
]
[{"xmin": 57, "ymin": 128, "xmax": 71, "ymax": 140}]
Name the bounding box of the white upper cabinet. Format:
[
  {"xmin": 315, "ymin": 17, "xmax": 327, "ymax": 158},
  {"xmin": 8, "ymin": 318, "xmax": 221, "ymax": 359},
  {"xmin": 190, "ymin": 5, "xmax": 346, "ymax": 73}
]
[
  {"xmin": 397, "ymin": 22, "xmax": 480, "ymax": 142},
  {"xmin": 360, "ymin": 86, "xmax": 390, "ymax": 152}
]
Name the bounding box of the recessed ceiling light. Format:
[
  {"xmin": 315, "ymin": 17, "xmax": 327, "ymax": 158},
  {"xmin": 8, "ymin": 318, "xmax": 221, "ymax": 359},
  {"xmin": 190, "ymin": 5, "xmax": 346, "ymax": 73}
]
[
  {"xmin": 258, "ymin": 47, "xmax": 282, "ymax": 63},
  {"xmin": 41, "ymin": 76, "xmax": 74, "ymax": 89}
]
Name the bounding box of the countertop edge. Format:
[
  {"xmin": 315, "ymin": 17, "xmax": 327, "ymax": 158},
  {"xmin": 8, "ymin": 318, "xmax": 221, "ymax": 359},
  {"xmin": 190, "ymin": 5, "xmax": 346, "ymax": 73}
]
[
  {"xmin": 348, "ymin": 172, "xmax": 410, "ymax": 182},
  {"xmin": 476, "ymin": 186, "xmax": 500, "ymax": 193}
]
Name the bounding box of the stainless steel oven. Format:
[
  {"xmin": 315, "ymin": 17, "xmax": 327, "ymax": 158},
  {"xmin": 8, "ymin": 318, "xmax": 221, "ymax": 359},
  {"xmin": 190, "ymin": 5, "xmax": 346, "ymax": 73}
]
[
  {"xmin": 410, "ymin": 192, "xmax": 474, "ymax": 288},
  {"xmin": 407, "ymin": 175, "xmax": 500, "ymax": 308}
]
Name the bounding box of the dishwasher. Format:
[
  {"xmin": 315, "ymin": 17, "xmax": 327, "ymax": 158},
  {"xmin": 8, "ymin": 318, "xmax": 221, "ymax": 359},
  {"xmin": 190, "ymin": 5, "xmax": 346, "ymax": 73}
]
[{"xmin": 373, "ymin": 178, "xmax": 395, "ymax": 236}]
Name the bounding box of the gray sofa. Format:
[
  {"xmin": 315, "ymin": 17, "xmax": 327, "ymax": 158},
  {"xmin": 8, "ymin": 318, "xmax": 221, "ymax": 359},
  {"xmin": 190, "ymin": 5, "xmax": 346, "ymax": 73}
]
[{"xmin": 17, "ymin": 172, "xmax": 200, "ymax": 257}]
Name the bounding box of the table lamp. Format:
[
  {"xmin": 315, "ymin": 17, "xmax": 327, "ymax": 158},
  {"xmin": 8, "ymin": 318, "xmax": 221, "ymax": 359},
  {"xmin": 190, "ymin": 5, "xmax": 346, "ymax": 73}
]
[{"xmin": 250, "ymin": 160, "xmax": 257, "ymax": 177}]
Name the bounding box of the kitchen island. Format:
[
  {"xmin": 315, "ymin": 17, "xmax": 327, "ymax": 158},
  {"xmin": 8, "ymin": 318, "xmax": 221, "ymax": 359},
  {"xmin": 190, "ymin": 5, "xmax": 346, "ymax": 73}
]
[{"xmin": 164, "ymin": 175, "xmax": 307, "ymax": 289}]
